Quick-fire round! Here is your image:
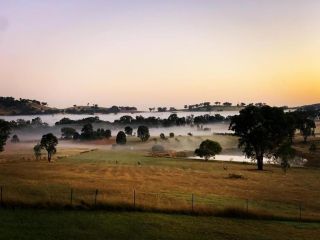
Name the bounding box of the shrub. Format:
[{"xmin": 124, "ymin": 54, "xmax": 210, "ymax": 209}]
[
  {"xmin": 116, "ymin": 131, "xmax": 127, "ymax": 145},
  {"xmin": 160, "ymin": 133, "xmax": 166, "ymax": 140},
  {"xmin": 151, "ymin": 144, "xmax": 165, "ymax": 153},
  {"xmin": 195, "ymin": 139, "xmax": 222, "ymax": 160}
]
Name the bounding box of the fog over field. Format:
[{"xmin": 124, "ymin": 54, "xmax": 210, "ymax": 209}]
[{"xmin": 0, "ymin": 111, "xmax": 239, "ymax": 126}]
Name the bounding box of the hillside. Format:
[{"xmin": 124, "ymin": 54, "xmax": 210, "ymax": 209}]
[
  {"xmin": 0, "ymin": 97, "xmax": 59, "ymax": 115},
  {"xmin": 0, "ymin": 97, "xmax": 138, "ymax": 116}
]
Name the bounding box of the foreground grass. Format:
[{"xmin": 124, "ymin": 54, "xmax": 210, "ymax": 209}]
[{"xmin": 0, "ymin": 209, "xmax": 319, "ymax": 240}]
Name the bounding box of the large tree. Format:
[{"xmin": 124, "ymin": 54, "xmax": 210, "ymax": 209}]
[
  {"xmin": 40, "ymin": 133, "xmax": 58, "ymax": 162},
  {"xmin": 0, "ymin": 120, "xmax": 11, "ymax": 152},
  {"xmin": 229, "ymin": 105, "xmax": 290, "ymax": 170}
]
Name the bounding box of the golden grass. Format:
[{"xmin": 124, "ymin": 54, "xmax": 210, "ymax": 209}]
[{"xmin": 0, "ymin": 134, "xmax": 319, "ymax": 220}]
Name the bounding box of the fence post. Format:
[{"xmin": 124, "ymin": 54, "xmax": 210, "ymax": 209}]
[
  {"xmin": 246, "ymin": 199, "xmax": 249, "ymax": 214},
  {"xmin": 94, "ymin": 189, "xmax": 98, "ymax": 208},
  {"xmin": 0, "ymin": 186, "xmax": 2, "ymax": 206},
  {"xmin": 133, "ymin": 189, "xmax": 136, "ymax": 208},
  {"xmin": 191, "ymin": 194, "xmax": 194, "ymax": 212},
  {"xmin": 299, "ymin": 202, "xmax": 302, "ymax": 221},
  {"xmin": 70, "ymin": 188, "xmax": 73, "ymax": 206}
]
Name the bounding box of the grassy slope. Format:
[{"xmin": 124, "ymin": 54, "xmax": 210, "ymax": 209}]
[
  {"xmin": 0, "ymin": 139, "xmax": 319, "ymax": 219},
  {"xmin": 0, "ymin": 209, "xmax": 319, "ymax": 240}
]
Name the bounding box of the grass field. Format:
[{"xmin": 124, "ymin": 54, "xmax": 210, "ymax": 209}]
[
  {"xmin": 0, "ymin": 134, "xmax": 319, "ymax": 239},
  {"xmin": 0, "ymin": 209, "xmax": 319, "ymax": 240},
  {"xmin": 0, "ymin": 134, "xmax": 319, "ymax": 220}
]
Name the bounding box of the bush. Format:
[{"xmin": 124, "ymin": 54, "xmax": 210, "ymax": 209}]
[
  {"xmin": 116, "ymin": 131, "xmax": 127, "ymax": 145},
  {"xmin": 195, "ymin": 139, "xmax": 222, "ymax": 160},
  {"xmin": 169, "ymin": 132, "xmax": 174, "ymax": 138},
  {"xmin": 151, "ymin": 145, "xmax": 165, "ymax": 153},
  {"xmin": 160, "ymin": 133, "xmax": 166, "ymax": 140}
]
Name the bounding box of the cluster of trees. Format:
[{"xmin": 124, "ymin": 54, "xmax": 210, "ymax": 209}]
[
  {"xmin": 116, "ymin": 125, "xmax": 150, "ymax": 145},
  {"xmin": 64, "ymin": 105, "xmax": 137, "ymax": 114},
  {"xmin": 9, "ymin": 117, "xmax": 48, "ymax": 129},
  {"xmin": 0, "ymin": 97, "xmax": 47, "ymax": 108},
  {"xmin": 61, "ymin": 124, "xmax": 111, "ymax": 140},
  {"xmin": 184, "ymin": 102, "xmax": 233, "ymax": 111},
  {"xmin": 55, "ymin": 117, "xmax": 104, "ymax": 125},
  {"xmin": 229, "ymin": 105, "xmax": 316, "ymax": 171},
  {"xmin": 60, "ymin": 123, "xmax": 150, "ymax": 144},
  {"xmin": 193, "ymin": 114, "xmax": 226, "ymax": 124},
  {"xmin": 115, "ymin": 113, "xmax": 227, "ymax": 127}
]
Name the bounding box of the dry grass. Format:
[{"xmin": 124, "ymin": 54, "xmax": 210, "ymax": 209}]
[{"xmin": 0, "ymin": 135, "xmax": 319, "ymax": 220}]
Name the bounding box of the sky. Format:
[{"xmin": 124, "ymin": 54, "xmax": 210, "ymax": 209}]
[{"xmin": 0, "ymin": 0, "xmax": 319, "ymax": 109}]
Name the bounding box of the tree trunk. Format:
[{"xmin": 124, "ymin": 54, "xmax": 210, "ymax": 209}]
[
  {"xmin": 304, "ymin": 136, "xmax": 307, "ymax": 143},
  {"xmin": 48, "ymin": 152, "xmax": 51, "ymax": 162},
  {"xmin": 257, "ymin": 155, "xmax": 263, "ymax": 171}
]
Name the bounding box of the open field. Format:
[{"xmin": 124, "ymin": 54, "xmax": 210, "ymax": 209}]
[
  {"xmin": 0, "ymin": 134, "xmax": 319, "ymax": 221},
  {"xmin": 0, "ymin": 209, "xmax": 319, "ymax": 240}
]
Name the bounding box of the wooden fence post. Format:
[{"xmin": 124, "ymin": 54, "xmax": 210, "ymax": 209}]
[
  {"xmin": 133, "ymin": 189, "xmax": 136, "ymax": 208},
  {"xmin": 192, "ymin": 194, "xmax": 194, "ymax": 212},
  {"xmin": 246, "ymin": 199, "xmax": 249, "ymax": 214},
  {"xmin": 0, "ymin": 186, "xmax": 2, "ymax": 206},
  {"xmin": 94, "ymin": 189, "xmax": 98, "ymax": 207},
  {"xmin": 70, "ymin": 188, "xmax": 73, "ymax": 206}
]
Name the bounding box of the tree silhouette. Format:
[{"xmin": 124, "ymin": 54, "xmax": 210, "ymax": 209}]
[
  {"xmin": 0, "ymin": 120, "xmax": 11, "ymax": 152},
  {"xmin": 33, "ymin": 143, "xmax": 42, "ymax": 160},
  {"xmin": 137, "ymin": 126, "xmax": 150, "ymax": 142},
  {"xmin": 116, "ymin": 131, "xmax": 127, "ymax": 145},
  {"xmin": 195, "ymin": 140, "xmax": 222, "ymax": 160},
  {"xmin": 125, "ymin": 126, "xmax": 133, "ymax": 136},
  {"xmin": 40, "ymin": 133, "xmax": 58, "ymax": 162},
  {"xmin": 230, "ymin": 105, "xmax": 290, "ymax": 170}
]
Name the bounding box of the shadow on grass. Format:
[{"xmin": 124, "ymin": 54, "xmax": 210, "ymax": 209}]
[{"xmin": 0, "ymin": 201, "xmax": 319, "ymax": 223}]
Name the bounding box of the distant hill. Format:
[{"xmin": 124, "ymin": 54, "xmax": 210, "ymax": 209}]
[
  {"xmin": 0, "ymin": 97, "xmax": 138, "ymax": 116},
  {"xmin": 298, "ymin": 103, "xmax": 320, "ymax": 111},
  {"xmin": 0, "ymin": 97, "xmax": 59, "ymax": 115}
]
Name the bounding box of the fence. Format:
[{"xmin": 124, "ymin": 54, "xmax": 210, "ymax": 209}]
[{"xmin": 0, "ymin": 185, "xmax": 319, "ymax": 221}]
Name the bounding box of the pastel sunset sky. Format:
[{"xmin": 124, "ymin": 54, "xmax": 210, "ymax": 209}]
[{"xmin": 0, "ymin": 0, "xmax": 319, "ymax": 108}]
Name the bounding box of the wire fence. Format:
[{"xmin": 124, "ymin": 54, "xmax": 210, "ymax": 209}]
[{"xmin": 0, "ymin": 186, "xmax": 319, "ymax": 221}]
